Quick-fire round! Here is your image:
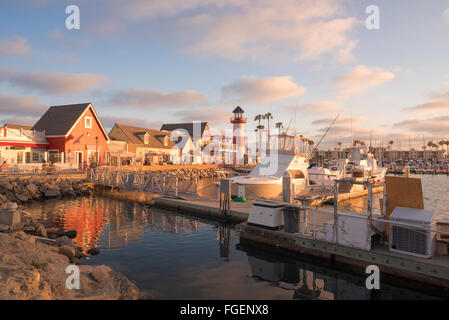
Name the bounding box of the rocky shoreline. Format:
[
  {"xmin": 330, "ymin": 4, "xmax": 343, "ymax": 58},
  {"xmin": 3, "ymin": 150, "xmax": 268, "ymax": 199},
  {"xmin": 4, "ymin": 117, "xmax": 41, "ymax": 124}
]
[
  {"xmin": 0, "ymin": 175, "xmax": 141, "ymax": 300},
  {"xmin": 0, "ymin": 175, "xmax": 94, "ymax": 205}
]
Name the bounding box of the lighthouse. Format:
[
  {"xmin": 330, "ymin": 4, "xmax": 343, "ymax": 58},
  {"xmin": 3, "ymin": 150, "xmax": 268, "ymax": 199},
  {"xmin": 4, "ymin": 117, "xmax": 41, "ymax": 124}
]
[{"xmin": 231, "ymin": 106, "xmax": 247, "ymax": 164}]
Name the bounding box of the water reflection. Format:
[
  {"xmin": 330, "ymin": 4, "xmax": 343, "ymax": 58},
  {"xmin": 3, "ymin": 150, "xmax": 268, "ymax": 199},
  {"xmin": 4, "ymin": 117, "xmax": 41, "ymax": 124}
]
[
  {"xmin": 240, "ymin": 244, "xmax": 440, "ymax": 300},
  {"xmin": 24, "ymin": 196, "xmax": 443, "ymax": 299}
]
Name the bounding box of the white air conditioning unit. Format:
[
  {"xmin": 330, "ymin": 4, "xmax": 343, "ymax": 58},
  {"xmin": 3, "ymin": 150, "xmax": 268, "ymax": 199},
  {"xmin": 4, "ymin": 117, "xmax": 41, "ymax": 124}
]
[
  {"xmin": 248, "ymin": 200, "xmax": 286, "ymax": 230},
  {"xmin": 389, "ymin": 207, "xmax": 436, "ymax": 259}
]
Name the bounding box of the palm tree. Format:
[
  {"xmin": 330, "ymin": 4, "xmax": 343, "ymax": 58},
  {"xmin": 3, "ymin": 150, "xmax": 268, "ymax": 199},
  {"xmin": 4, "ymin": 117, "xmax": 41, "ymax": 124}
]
[
  {"xmin": 254, "ymin": 115, "xmax": 263, "ymax": 155},
  {"xmin": 263, "ymin": 113, "xmax": 273, "ymax": 147},
  {"xmin": 275, "ymin": 122, "xmax": 283, "ymax": 135},
  {"xmin": 388, "ymin": 140, "xmax": 394, "ymax": 150},
  {"xmin": 444, "ymin": 140, "xmax": 449, "ymax": 157}
]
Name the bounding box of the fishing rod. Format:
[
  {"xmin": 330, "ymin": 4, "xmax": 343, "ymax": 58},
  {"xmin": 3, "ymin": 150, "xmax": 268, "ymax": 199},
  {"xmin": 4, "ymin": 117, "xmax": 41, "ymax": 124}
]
[{"xmin": 309, "ymin": 113, "xmax": 340, "ymax": 161}]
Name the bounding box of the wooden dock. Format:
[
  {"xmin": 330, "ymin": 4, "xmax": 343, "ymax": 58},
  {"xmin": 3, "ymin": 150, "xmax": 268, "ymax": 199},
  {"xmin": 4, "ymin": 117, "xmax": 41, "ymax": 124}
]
[{"xmin": 237, "ymin": 222, "xmax": 449, "ymax": 297}]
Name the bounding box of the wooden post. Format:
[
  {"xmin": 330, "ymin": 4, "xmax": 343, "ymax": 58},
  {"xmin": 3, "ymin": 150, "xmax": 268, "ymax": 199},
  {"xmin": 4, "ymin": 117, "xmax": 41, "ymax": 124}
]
[
  {"xmin": 282, "ymin": 171, "xmax": 293, "ymax": 203},
  {"xmin": 333, "ymin": 180, "xmax": 339, "ymax": 244},
  {"xmin": 219, "ymin": 179, "xmax": 231, "ymax": 216}
]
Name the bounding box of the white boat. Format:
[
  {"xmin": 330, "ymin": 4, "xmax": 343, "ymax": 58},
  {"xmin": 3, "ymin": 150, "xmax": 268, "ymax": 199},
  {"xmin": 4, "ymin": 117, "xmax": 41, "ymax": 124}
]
[
  {"xmin": 308, "ymin": 147, "xmax": 387, "ymax": 191},
  {"xmin": 224, "ymin": 134, "xmax": 326, "ymax": 199}
]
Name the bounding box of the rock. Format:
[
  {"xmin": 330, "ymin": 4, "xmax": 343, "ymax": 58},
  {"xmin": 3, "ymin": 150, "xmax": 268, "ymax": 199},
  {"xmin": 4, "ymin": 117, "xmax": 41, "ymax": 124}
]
[
  {"xmin": 58, "ymin": 245, "xmax": 76, "ymax": 259},
  {"xmin": 0, "ymin": 193, "xmax": 7, "ymax": 203},
  {"xmin": 46, "ymin": 227, "xmax": 62, "ymax": 235},
  {"xmin": 26, "ymin": 183, "xmax": 38, "ymax": 195},
  {"xmin": 0, "ymin": 224, "xmax": 9, "ymax": 231},
  {"xmin": 55, "ymin": 235, "xmax": 72, "ymax": 246},
  {"xmin": 10, "ymin": 222, "xmax": 24, "ymax": 231},
  {"xmin": 63, "ymin": 230, "xmax": 77, "ymax": 239},
  {"xmin": 15, "ymin": 194, "xmax": 29, "ymax": 202},
  {"xmin": 0, "ymin": 234, "xmax": 140, "ymax": 299},
  {"xmin": 11, "ymin": 231, "xmax": 28, "ymax": 240},
  {"xmin": 23, "ymin": 226, "xmax": 36, "ymax": 232},
  {"xmin": 0, "ymin": 178, "xmax": 13, "ymax": 191},
  {"xmin": 87, "ymin": 247, "xmax": 100, "ymax": 255},
  {"xmin": 35, "ymin": 224, "xmax": 47, "ymax": 237},
  {"xmin": 44, "ymin": 189, "xmax": 60, "ymax": 198}
]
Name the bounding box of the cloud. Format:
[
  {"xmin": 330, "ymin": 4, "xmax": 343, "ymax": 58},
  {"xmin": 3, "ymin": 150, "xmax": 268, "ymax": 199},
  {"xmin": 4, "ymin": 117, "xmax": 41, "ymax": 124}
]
[
  {"xmin": 109, "ymin": 88, "xmax": 208, "ymax": 109},
  {"xmin": 176, "ymin": 108, "xmax": 230, "ymax": 125},
  {"xmin": 0, "ymin": 36, "xmax": 31, "ymax": 55},
  {"xmin": 404, "ymin": 100, "xmax": 449, "ymax": 115},
  {"xmin": 100, "ymin": 115, "xmax": 162, "ymax": 131},
  {"xmin": 222, "ymin": 76, "xmax": 306, "ymax": 104},
  {"xmin": 76, "ymin": 0, "xmax": 359, "ymax": 63},
  {"xmin": 0, "ymin": 95, "xmax": 46, "ymax": 117},
  {"xmin": 297, "ymin": 101, "xmax": 340, "ymax": 116},
  {"xmin": 394, "ymin": 115, "xmax": 449, "ymax": 135},
  {"xmin": 180, "ymin": 0, "xmax": 358, "ymax": 62},
  {"xmin": 403, "ymin": 90, "xmax": 449, "ymax": 114},
  {"xmin": 444, "ymin": 7, "xmax": 449, "ymax": 20},
  {"xmin": 333, "ymin": 65, "xmax": 395, "ymax": 97},
  {"xmin": 0, "ymin": 68, "xmax": 106, "ymax": 94}
]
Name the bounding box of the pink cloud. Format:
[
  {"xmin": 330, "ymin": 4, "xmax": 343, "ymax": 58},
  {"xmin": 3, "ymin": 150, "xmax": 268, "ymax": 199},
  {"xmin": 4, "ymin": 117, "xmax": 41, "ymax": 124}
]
[
  {"xmin": 222, "ymin": 76, "xmax": 306, "ymax": 104},
  {"xmin": 109, "ymin": 88, "xmax": 209, "ymax": 109},
  {"xmin": 0, "ymin": 68, "xmax": 107, "ymax": 94},
  {"xmin": 333, "ymin": 65, "xmax": 395, "ymax": 98},
  {"xmin": 0, "ymin": 36, "xmax": 31, "ymax": 55}
]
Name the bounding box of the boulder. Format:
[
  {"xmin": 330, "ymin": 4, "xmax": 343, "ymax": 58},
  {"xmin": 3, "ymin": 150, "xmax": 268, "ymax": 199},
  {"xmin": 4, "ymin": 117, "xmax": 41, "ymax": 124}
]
[
  {"xmin": 15, "ymin": 194, "xmax": 29, "ymax": 202},
  {"xmin": 26, "ymin": 183, "xmax": 38, "ymax": 195},
  {"xmin": 58, "ymin": 245, "xmax": 76, "ymax": 259},
  {"xmin": 35, "ymin": 224, "xmax": 47, "ymax": 237},
  {"xmin": 44, "ymin": 189, "xmax": 60, "ymax": 198},
  {"xmin": 87, "ymin": 247, "xmax": 100, "ymax": 255},
  {"xmin": 0, "ymin": 178, "xmax": 13, "ymax": 191}
]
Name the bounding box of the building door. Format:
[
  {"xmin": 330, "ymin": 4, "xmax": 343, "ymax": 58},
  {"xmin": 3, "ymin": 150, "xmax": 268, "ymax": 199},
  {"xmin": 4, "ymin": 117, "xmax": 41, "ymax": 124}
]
[
  {"xmin": 75, "ymin": 151, "xmax": 83, "ymax": 169},
  {"xmin": 16, "ymin": 151, "xmax": 24, "ymax": 164}
]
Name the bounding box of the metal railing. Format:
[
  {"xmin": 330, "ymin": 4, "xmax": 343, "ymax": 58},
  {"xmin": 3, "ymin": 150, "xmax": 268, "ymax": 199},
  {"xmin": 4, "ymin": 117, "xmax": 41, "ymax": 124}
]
[{"xmin": 86, "ymin": 168, "xmax": 199, "ymax": 197}]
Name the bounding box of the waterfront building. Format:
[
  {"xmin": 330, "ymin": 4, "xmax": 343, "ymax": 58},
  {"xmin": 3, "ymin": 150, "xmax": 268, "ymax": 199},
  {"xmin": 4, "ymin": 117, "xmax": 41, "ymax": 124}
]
[
  {"xmin": 32, "ymin": 103, "xmax": 110, "ymax": 166},
  {"xmin": 108, "ymin": 123, "xmax": 192, "ymax": 165},
  {"xmin": 0, "ymin": 123, "xmax": 48, "ymax": 165},
  {"xmin": 315, "ymin": 146, "xmax": 446, "ymax": 163}
]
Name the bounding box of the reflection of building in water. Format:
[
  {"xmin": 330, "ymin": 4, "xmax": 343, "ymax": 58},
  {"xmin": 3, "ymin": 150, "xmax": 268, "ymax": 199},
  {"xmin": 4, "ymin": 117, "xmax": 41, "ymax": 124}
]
[
  {"xmin": 62, "ymin": 198, "xmax": 106, "ymax": 252},
  {"xmin": 246, "ymin": 251, "xmax": 438, "ymax": 300},
  {"xmin": 218, "ymin": 226, "xmax": 231, "ymax": 261}
]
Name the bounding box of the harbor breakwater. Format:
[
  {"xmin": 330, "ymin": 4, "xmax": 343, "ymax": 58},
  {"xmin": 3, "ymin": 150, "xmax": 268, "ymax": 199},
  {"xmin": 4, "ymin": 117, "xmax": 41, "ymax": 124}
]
[{"xmin": 0, "ymin": 175, "xmax": 93, "ymax": 204}]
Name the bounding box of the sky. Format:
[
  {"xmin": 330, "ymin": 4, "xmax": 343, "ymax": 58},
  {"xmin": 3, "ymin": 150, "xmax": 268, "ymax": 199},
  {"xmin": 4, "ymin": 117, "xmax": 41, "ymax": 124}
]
[{"xmin": 1, "ymin": 0, "xmax": 449, "ymax": 150}]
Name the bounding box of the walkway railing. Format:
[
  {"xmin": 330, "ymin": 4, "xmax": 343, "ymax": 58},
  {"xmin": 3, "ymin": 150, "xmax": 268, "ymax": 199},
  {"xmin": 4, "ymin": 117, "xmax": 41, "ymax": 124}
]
[{"xmin": 86, "ymin": 168, "xmax": 199, "ymax": 197}]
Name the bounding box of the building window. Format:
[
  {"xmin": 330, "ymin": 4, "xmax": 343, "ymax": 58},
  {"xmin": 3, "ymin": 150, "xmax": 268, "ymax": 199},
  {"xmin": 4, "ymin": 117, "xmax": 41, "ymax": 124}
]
[
  {"xmin": 25, "ymin": 152, "xmax": 31, "ymax": 163},
  {"xmin": 85, "ymin": 116, "xmax": 92, "ymax": 129},
  {"xmin": 32, "ymin": 152, "xmax": 40, "ymax": 162},
  {"xmin": 49, "ymin": 150, "xmax": 60, "ymax": 163},
  {"xmin": 144, "ymin": 133, "xmax": 149, "ymax": 145}
]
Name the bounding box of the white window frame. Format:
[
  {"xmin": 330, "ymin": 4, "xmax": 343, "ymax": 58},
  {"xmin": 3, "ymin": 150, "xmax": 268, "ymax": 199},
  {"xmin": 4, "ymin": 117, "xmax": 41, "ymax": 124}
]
[{"xmin": 85, "ymin": 116, "xmax": 92, "ymax": 129}]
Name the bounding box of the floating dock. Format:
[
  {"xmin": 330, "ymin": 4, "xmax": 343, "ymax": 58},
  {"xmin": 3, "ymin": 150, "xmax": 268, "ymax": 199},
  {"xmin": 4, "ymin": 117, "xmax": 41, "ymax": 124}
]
[{"xmin": 237, "ymin": 222, "xmax": 449, "ymax": 297}]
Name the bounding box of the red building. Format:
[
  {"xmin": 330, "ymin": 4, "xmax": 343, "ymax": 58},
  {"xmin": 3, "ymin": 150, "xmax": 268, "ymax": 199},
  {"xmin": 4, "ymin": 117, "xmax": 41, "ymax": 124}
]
[{"xmin": 32, "ymin": 103, "xmax": 109, "ymax": 166}]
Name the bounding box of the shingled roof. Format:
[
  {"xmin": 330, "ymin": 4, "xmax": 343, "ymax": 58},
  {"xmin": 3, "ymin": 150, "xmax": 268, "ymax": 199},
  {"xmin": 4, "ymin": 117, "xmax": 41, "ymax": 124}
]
[
  {"xmin": 32, "ymin": 103, "xmax": 91, "ymax": 136},
  {"xmin": 110, "ymin": 123, "xmax": 178, "ymax": 150},
  {"xmin": 160, "ymin": 122, "xmax": 208, "ymax": 138},
  {"xmin": 32, "ymin": 103, "xmax": 108, "ymax": 139}
]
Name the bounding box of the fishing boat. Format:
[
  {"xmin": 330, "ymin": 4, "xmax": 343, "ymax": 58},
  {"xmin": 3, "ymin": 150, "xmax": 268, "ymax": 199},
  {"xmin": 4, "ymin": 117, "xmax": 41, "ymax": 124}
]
[
  {"xmin": 308, "ymin": 147, "xmax": 387, "ymax": 191},
  {"xmin": 224, "ymin": 134, "xmax": 325, "ymax": 199}
]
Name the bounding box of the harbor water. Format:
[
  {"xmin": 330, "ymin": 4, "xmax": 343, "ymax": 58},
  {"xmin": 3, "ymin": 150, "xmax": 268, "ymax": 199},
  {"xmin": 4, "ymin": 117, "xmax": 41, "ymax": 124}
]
[{"xmin": 23, "ymin": 174, "xmax": 448, "ymax": 300}]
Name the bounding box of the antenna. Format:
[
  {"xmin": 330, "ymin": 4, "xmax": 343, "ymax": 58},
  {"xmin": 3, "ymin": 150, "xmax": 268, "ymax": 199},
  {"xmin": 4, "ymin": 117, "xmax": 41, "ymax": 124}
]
[{"xmin": 309, "ymin": 113, "xmax": 340, "ymax": 160}]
